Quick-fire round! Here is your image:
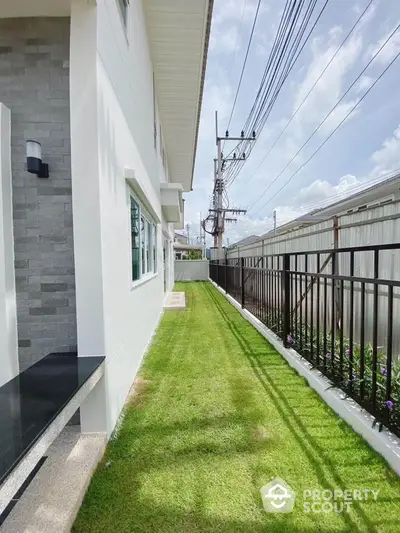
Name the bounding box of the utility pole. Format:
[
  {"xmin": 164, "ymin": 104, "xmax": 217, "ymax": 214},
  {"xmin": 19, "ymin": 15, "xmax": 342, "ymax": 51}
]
[
  {"xmin": 204, "ymin": 110, "xmax": 256, "ymax": 258},
  {"xmin": 273, "ymin": 210, "xmax": 277, "ymax": 236},
  {"xmin": 186, "ymin": 223, "xmax": 190, "ymax": 245}
]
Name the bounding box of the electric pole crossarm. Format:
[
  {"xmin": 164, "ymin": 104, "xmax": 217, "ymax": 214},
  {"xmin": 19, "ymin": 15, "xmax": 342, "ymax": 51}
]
[{"xmin": 217, "ymin": 137, "xmax": 256, "ymax": 141}]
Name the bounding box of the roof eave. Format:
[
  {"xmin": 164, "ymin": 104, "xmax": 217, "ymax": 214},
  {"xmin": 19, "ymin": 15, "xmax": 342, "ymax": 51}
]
[{"xmin": 189, "ymin": 0, "xmax": 214, "ymax": 192}]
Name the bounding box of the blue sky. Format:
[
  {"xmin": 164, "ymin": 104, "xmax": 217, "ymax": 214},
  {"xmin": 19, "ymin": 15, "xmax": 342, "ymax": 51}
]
[{"xmin": 186, "ymin": 0, "xmax": 400, "ymax": 245}]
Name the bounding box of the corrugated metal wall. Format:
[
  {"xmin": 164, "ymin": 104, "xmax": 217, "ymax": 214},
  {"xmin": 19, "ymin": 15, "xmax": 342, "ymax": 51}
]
[
  {"xmin": 227, "ymin": 201, "xmax": 400, "ymax": 260},
  {"xmin": 225, "ymin": 201, "xmax": 400, "ymax": 357}
]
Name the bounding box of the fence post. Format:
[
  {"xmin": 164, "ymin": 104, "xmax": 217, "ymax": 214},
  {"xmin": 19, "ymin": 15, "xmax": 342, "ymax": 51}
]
[
  {"xmin": 224, "ymin": 258, "xmax": 227, "ymax": 293},
  {"xmin": 241, "ymin": 257, "xmax": 245, "ymax": 308},
  {"xmin": 283, "ymin": 254, "xmax": 291, "ymax": 346}
]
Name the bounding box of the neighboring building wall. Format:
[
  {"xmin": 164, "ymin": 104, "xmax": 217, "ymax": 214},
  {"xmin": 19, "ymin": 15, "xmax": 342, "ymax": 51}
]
[
  {"xmin": 0, "ymin": 18, "xmax": 75, "ymax": 371},
  {"xmin": 174, "ymin": 260, "xmax": 209, "ymax": 281},
  {"xmin": 225, "ymin": 201, "xmax": 400, "ymax": 358},
  {"xmin": 174, "ymin": 233, "xmax": 188, "ymax": 245},
  {"xmin": 227, "ymin": 201, "xmax": 400, "ymax": 261}
]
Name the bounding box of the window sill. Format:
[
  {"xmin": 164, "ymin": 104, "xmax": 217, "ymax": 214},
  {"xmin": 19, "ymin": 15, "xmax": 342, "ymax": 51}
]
[{"xmin": 131, "ymin": 272, "xmax": 158, "ymax": 291}]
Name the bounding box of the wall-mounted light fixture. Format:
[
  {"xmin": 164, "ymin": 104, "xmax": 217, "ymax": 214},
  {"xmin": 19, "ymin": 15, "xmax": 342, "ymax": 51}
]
[{"xmin": 26, "ymin": 140, "xmax": 49, "ymax": 178}]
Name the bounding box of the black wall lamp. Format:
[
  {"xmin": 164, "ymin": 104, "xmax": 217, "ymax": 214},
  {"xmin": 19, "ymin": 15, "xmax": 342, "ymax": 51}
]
[{"xmin": 26, "ymin": 140, "xmax": 49, "ymax": 178}]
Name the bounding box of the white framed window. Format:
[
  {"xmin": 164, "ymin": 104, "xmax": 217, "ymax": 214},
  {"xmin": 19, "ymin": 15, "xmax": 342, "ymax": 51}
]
[
  {"xmin": 141, "ymin": 215, "xmax": 146, "ymax": 274},
  {"xmin": 152, "ymin": 224, "xmax": 157, "ymax": 272},
  {"xmin": 146, "ymin": 220, "xmax": 151, "ymax": 273},
  {"xmin": 129, "ymin": 190, "xmax": 158, "ymax": 285},
  {"xmin": 130, "ymin": 197, "xmax": 140, "ymax": 281}
]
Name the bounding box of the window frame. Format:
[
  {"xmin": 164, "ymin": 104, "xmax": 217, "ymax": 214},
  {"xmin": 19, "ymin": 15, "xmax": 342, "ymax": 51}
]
[
  {"xmin": 130, "ymin": 196, "xmax": 140, "ymax": 282},
  {"xmin": 152, "ymin": 223, "xmax": 157, "ymax": 273},
  {"xmin": 129, "ymin": 189, "xmax": 159, "ymax": 288}
]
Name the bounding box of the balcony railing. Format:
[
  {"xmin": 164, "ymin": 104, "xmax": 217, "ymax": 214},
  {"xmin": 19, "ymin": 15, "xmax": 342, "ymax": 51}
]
[{"xmin": 210, "ymin": 243, "xmax": 400, "ymax": 438}]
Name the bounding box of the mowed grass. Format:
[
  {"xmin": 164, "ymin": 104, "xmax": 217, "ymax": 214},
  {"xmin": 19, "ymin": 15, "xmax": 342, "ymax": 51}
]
[{"xmin": 73, "ymin": 282, "xmax": 400, "ymax": 533}]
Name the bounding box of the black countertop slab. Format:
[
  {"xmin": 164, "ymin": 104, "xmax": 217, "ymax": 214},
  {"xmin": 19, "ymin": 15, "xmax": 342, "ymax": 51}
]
[{"xmin": 0, "ymin": 353, "xmax": 105, "ymax": 486}]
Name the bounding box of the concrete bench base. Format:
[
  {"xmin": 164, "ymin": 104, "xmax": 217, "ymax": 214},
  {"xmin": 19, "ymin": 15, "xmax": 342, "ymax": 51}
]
[{"xmin": 1, "ymin": 426, "xmax": 106, "ymax": 533}]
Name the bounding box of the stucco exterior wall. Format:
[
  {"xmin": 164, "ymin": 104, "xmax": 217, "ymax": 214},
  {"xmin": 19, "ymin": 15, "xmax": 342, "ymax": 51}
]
[
  {"xmin": 0, "ymin": 104, "xmax": 18, "ymax": 386},
  {"xmin": 71, "ymin": 0, "xmax": 175, "ymax": 436}
]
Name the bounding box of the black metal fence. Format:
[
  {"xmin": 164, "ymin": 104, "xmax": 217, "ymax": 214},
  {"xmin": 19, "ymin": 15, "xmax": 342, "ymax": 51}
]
[{"xmin": 210, "ymin": 243, "xmax": 400, "ymax": 438}]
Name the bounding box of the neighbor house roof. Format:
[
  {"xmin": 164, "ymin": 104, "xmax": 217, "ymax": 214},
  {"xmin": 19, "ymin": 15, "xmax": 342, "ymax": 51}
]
[
  {"xmin": 259, "ymin": 172, "xmax": 400, "ymax": 241},
  {"xmin": 230, "ymin": 235, "xmax": 260, "ymax": 248}
]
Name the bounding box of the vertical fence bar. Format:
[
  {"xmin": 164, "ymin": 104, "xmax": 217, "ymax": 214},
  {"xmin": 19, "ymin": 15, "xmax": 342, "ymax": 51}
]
[
  {"xmin": 349, "ymin": 251, "xmax": 355, "ymax": 393},
  {"xmin": 310, "ymin": 260, "xmax": 314, "ymax": 362},
  {"xmin": 304, "ymin": 255, "xmax": 308, "ymax": 354},
  {"xmin": 339, "ymin": 279, "xmax": 344, "ymax": 381},
  {"xmin": 359, "ymin": 281, "xmax": 366, "ymax": 403},
  {"xmin": 299, "ymin": 268, "xmax": 303, "ymax": 352},
  {"xmin": 259, "ymin": 263, "xmax": 262, "ymax": 320},
  {"xmin": 274, "ymin": 256, "xmax": 277, "ymax": 332},
  {"xmin": 295, "ymin": 255, "xmax": 298, "ymax": 344},
  {"xmin": 290, "ymin": 258, "xmax": 294, "ymax": 338},
  {"xmin": 268, "ymin": 257, "xmax": 271, "ymax": 328},
  {"xmin": 241, "ymin": 257, "xmax": 245, "ymax": 309},
  {"xmin": 224, "ymin": 259, "xmax": 227, "ymax": 293},
  {"xmin": 371, "ymin": 250, "xmax": 379, "ymax": 412},
  {"xmin": 331, "ymin": 251, "xmax": 336, "ymax": 377},
  {"xmin": 386, "ymin": 285, "xmax": 393, "ymax": 426},
  {"xmin": 283, "ymin": 253, "xmax": 291, "ymax": 346},
  {"xmin": 323, "ymin": 275, "xmax": 327, "ymax": 372},
  {"xmin": 262, "ymin": 258, "xmax": 266, "ymax": 324},
  {"xmin": 316, "ymin": 254, "xmax": 320, "ymax": 367},
  {"xmin": 278, "ymin": 256, "xmax": 282, "ymax": 333}
]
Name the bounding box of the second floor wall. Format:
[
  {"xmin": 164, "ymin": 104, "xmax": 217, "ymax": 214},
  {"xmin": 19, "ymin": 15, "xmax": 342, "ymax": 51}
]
[{"xmin": 97, "ymin": 0, "xmax": 170, "ymax": 195}]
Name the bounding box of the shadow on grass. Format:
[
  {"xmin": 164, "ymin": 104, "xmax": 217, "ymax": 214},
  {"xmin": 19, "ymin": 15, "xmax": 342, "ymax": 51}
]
[
  {"xmin": 73, "ymin": 283, "xmax": 400, "ymax": 533},
  {"xmin": 204, "ymin": 283, "xmax": 400, "ymax": 533}
]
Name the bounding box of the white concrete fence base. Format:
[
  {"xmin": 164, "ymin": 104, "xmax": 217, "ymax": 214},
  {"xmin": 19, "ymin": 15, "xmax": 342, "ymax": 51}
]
[
  {"xmin": 210, "ymin": 279, "xmax": 400, "ymax": 476},
  {"xmin": 174, "ymin": 260, "xmax": 209, "ymax": 281}
]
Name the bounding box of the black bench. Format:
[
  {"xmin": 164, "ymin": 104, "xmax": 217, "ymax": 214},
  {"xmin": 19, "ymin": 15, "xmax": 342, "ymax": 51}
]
[{"xmin": 0, "ymin": 353, "xmax": 105, "ymax": 514}]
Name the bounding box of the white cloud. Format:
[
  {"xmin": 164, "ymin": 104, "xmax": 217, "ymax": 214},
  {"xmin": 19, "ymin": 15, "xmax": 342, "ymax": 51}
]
[
  {"xmin": 210, "ymin": 24, "xmax": 240, "ymax": 53},
  {"xmin": 355, "ymin": 74, "xmax": 374, "ymax": 92},
  {"xmin": 369, "ymin": 124, "xmax": 400, "ymax": 176},
  {"xmin": 291, "ymin": 31, "xmax": 363, "ymax": 138},
  {"xmin": 198, "ymin": 82, "xmax": 233, "ymax": 142},
  {"xmin": 294, "ymin": 174, "xmax": 361, "ymax": 207},
  {"xmin": 367, "ymin": 27, "xmax": 400, "ymax": 65}
]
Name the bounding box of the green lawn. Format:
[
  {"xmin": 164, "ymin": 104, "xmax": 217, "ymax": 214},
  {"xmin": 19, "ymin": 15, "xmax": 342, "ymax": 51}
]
[{"xmin": 73, "ymin": 282, "xmax": 400, "ymax": 533}]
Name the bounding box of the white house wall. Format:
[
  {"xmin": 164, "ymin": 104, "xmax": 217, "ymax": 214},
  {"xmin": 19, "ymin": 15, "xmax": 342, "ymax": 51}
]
[
  {"xmin": 0, "ymin": 104, "xmax": 18, "ymax": 386},
  {"xmin": 72, "ymin": 0, "xmax": 177, "ymax": 436}
]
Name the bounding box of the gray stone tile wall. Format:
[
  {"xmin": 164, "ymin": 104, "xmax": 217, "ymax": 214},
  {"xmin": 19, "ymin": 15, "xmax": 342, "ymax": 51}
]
[{"xmin": 0, "ymin": 18, "xmax": 76, "ymax": 371}]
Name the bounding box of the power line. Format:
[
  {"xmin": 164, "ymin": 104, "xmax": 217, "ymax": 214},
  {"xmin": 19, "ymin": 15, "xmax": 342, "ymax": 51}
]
[
  {"xmin": 225, "ymin": 0, "xmax": 263, "ymax": 131},
  {"xmin": 226, "ymin": 0, "xmax": 249, "ymax": 90},
  {"xmin": 247, "ymin": 22, "xmax": 400, "ymax": 214},
  {"xmin": 268, "ymin": 167, "xmax": 400, "ymax": 217},
  {"xmin": 224, "ymin": 0, "xmax": 330, "ymax": 187},
  {"xmin": 241, "ymin": 0, "xmax": 375, "ymax": 190},
  {"xmin": 252, "ymin": 48, "xmax": 400, "ymax": 216},
  {"xmin": 223, "ymin": 167, "xmax": 400, "ymax": 239}
]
